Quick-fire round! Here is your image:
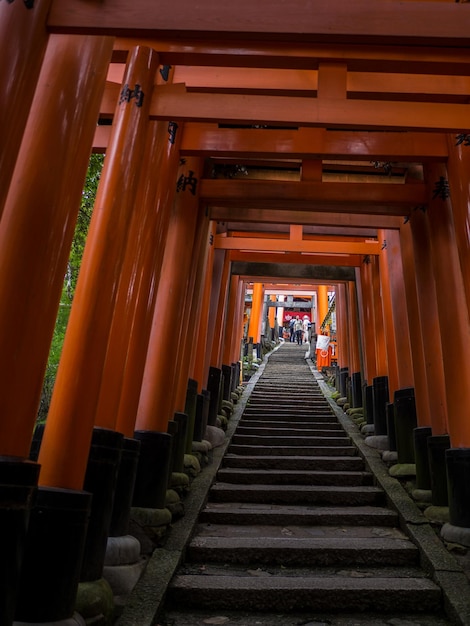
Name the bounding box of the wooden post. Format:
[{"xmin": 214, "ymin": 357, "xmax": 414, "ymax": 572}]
[
  {"xmin": 39, "ymin": 46, "xmax": 159, "ymax": 490},
  {"xmin": 371, "ymin": 256, "xmax": 388, "ymax": 380},
  {"xmin": 356, "ymin": 262, "xmax": 378, "ymax": 385},
  {"xmin": 135, "ymin": 157, "xmax": 203, "ymax": 433},
  {"xmin": 425, "ymin": 162, "xmax": 470, "ymax": 447},
  {"xmin": 247, "ymin": 283, "xmax": 264, "ymax": 344},
  {"xmin": 0, "ymin": 35, "xmax": 113, "ymax": 459},
  {"xmin": 399, "ymin": 222, "xmax": 433, "ymax": 429},
  {"xmin": 0, "ymin": 0, "xmax": 52, "ymax": 217},
  {"xmin": 115, "ymin": 121, "xmax": 182, "ymax": 437},
  {"xmin": 210, "ymin": 253, "xmax": 232, "ymax": 368},
  {"xmin": 192, "ymin": 222, "xmax": 218, "ymax": 392}
]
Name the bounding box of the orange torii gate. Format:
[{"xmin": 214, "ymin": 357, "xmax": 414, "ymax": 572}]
[{"xmin": 2, "ymin": 1, "xmax": 470, "ymax": 623}]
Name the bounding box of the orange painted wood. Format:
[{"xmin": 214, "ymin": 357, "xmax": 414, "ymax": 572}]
[
  {"xmin": 247, "ymin": 283, "xmax": 264, "ymax": 344},
  {"xmin": 0, "ymin": 0, "xmax": 52, "ymax": 217},
  {"xmin": 335, "ymin": 284, "xmax": 349, "ymax": 369},
  {"xmin": 192, "ymin": 222, "xmax": 218, "ymax": 392},
  {"xmin": 95, "ymin": 119, "xmax": 176, "ymax": 433},
  {"xmin": 150, "ymin": 86, "xmax": 470, "ymax": 133},
  {"xmin": 173, "ymin": 206, "xmax": 211, "ymax": 415},
  {"xmin": 231, "ymin": 279, "xmax": 246, "ymax": 365},
  {"xmin": 48, "ymin": 0, "xmax": 469, "ymax": 46},
  {"xmin": 377, "ymin": 233, "xmax": 400, "ymax": 397},
  {"xmin": 0, "ymin": 35, "xmax": 112, "ymax": 460},
  {"xmin": 380, "ymin": 229, "xmax": 414, "ymax": 390},
  {"xmin": 214, "ymin": 234, "xmax": 380, "ymax": 256},
  {"xmin": 318, "ymin": 63, "xmax": 347, "ymax": 100},
  {"xmin": 210, "ymin": 251, "xmax": 231, "ymax": 368},
  {"xmin": 222, "ymin": 275, "xmax": 243, "ymax": 366},
  {"xmin": 425, "ymin": 162, "xmax": 470, "ymax": 446},
  {"xmin": 135, "ymin": 157, "xmax": 203, "ymax": 432},
  {"xmin": 200, "ymin": 179, "xmax": 425, "ymax": 214},
  {"xmin": 268, "ymin": 294, "xmax": 277, "ymax": 331},
  {"xmin": 399, "ymin": 223, "xmax": 432, "ymax": 429},
  {"xmin": 180, "ymin": 125, "xmax": 448, "ymax": 161},
  {"xmin": 347, "ymin": 281, "xmax": 361, "ymax": 375},
  {"xmin": 317, "ymin": 285, "xmax": 329, "ymax": 333},
  {"xmin": 115, "ymin": 121, "xmax": 183, "ymax": 436},
  {"xmin": 39, "ymin": 46, "xmax": 158, "ymax": 490},
  {"xmin": 371, "ymin": 256, "xmax": 388, "ymax": 381},
  {"xmin": 446, "ymin": 134, "xmax": 470, "ymax": 317},
  {"xmin": 209, "ymin": 207, "xmax": 402, "ymax": 230},
  {"xmin": 356, "ymin": 263, "xmax": 378, "ymax": 385}
]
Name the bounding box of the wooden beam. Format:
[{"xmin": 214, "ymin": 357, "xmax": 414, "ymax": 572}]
[
  {"xmin": 215, "ymin": 234, "xmax": 381, "ymax": 255},
  {"xmin": 201, "ymin": 179, "xmax": 426, "ymax": 214},
  {"xmin": 231, "ymin": 261, "xmax": 356, "ymax": 281},
  {"xmin": 48, "ymin": 0, "xmax": 469, "ymax": 47},
  {"xmin": 208, "ymin": 206, "xmax": 403, "ymax": 229},
  {"xmin": 110, "ymin": 39, "xmax": 470, "ymax": 76},
  {"xmin": 150, "ymin": 85, "xmax": 470, "ymax": 132},
  {"xmin": 229, "ymin": 251, "xmax": 363, "ymax": 267},
  {"xmin": 180, "ymin": 125, "xmax": 448, "ymax": 161}
]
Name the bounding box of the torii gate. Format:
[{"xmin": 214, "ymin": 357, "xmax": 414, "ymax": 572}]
[{"xmin": 2, "ymin": 1, "xmax": 470, "ymax": 623}]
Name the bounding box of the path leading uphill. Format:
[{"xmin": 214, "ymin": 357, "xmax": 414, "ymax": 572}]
[{"xmin": 157, "ymin": 343, "xmax": 466, "ymax": 626}]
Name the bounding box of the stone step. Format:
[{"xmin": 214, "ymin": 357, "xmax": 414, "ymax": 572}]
[
  {"xmin": 231, "ymin": 433, "xmax": 351, "ymax": 446},
  {"xmin": 209, "ymin": 483, "xmax": 385, "ymax": 506},
  {"xmin": 199, "ymin": 502, "xmax": 399, "ymax": 526},
  {"xmin": 241, "ymin": 411, "xmax": 336, "ymax": 420},
  {"xmin": 186, "ymin": 533, "xmax": 419, "ymax": 567},
  {"xmin": 167, "ymin": 573, "xmax": 442, "ymax": 614},
  {"xmin": 237, "ymin": 420, "xmax": 343, "ymax": 431},
  {"xmin": 216, "ymin": 467, "xmax": 373, "ymax": 486},
  {"xmin": 223, "ymin": 453, "xmax": 364, "ymax": 471},
  {"xmin": 227, "ymin": 444, "xmax": 358, "ymax": 456}
]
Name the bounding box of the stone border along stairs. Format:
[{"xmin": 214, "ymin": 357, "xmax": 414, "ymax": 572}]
[{"xmin": 117, "ymin": 343, "xmax": 470, "ymax": 626}]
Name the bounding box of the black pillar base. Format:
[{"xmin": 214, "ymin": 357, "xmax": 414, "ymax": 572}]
[
  {"xmin": 339, "ymin": 367, "xmax": 349, "ymax": 399},
  {"xmin": 109, "ymin": 437, "xmax": 141, "ymax": 537},
  {"xmin": 364, "ymin": 384, "xmax": 374, "ymax": 425},
  {"xmin": 446, "ymin": 448, "xmax": 470, "ymax": 528},
  {"xmin": 372, "ymin": 376, "xmax": 389, "ymax": 436},
  {"xmin": 207, "ymin": 367, "xmax": 222, "ymax": 426},
  {"xmin": 80, "ymin": 428, "xmax": 124, "ymax": 583},
  {"xmin": 194, "ymin": 390, "xmax": 210, "ymax": 442},
  {"xmin": 132, "ymin": 430, "xmax": 172, "ymax": 510},
  {"xmin": 0, "ymin": 457, "xmax": 39, "ymax": 626},
  {"xmin": 394, "ymin": 387, "xmax": 417, "ymax": 464},
  {"xmin": 351, "ymin": 372, "xmax": 362, "ymax": 409},
  {"xmin": 222, "ymin": 364, "xmax": 232, "ymax": 401},
  {"xmin": 184, "ymin": 379, "xmax": 198, "ymax": 454},
  {"xmin": 15, "ymin": 487, "xmax": 91, "ymax": 623},
  {"xmin": 427, "ymin": 434, "xmax": 450, "ymax": 507},
  {"xmin": 414, "ymin": 427, "xmax": 433, "ymax": 490},
  {"xmin": 386, "ymin": 403, "xmax": 397, "ymax": 452}
]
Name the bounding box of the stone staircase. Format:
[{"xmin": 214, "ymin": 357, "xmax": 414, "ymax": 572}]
[{"xmin": 161, "ymin": 343, "xmax": 453, "ymax": 626}]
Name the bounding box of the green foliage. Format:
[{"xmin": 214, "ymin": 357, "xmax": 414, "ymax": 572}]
[{"xmin": 37, "ymin": 153, "xmax": 104, "ymax": 421}]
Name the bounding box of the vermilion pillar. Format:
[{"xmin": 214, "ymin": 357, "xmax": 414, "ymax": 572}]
[
  {"xmin": 268, "ymin": 295, "xmax": 277, "ymax": 333},
  {"xmin": 356, "ymin": 263, "xmax": 377, "ymax": 385},
  {"xmin": 222, "ymin": 275, "xmax": 242, "ymax": 366},
  {"xmin": 335, "ymin": 284, "xmax": 349, "ymax": 370},
  {"xmin": 379, "ymin": 230, "xmax": 414, "ymax": 392},
  {"xmin": 399, "ymin": 222, "xmax": 433, "ymax": 429},
  {"xmin": 135, "ymin": 157, "xmax": 204, "ymax": 432},
  {"xmin": 0, "ymin": 35, "xmax": 113, "ymax": 459},
  {"xmin": 192, "ymin": 222, "xmax": 217, "ymax": 392},
  {"xmin": 446, "ymin": 135, "xmax": 470, "ymax": 315},
  {"xmin": 0, "ymin": 0, "xmax": 52, "ymax": 217},
  {"xmin": 39, "ymin": 46, "xmax": 158, "ymax": 490},
  {"xmin": 231, "ymin": 278, "xmax": 246, "ymax": 365},
  {"xmin": 370, "ymin": 256, "xmax": 388, "ymax": 379},
  {"xmin": 210, "ymin": 252, "xmax": 232, "ymax": 368},
  {"xmin": 317, "ymin": 285, "xmax": 328, "ymax": 332},
  {"xmin": 172, "ymin": 207, "xmax": 211, "ymax": 415},
  {"xmin": 115, "ymin": 121, "xmax": 182, "ymax": 437},
  {"xmin": 247, "ymin": 283, "xmax": 264, "ymax": 344},
  {"xmin": 425, "ymin": 163, "xmax": 470, "ymax": 447},
  {"xmin": 347, "ymin": 281, "xmax": 361, "ymax": 376}
]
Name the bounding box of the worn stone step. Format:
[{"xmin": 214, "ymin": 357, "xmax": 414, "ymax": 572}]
[
  {"xmin": 241, "ymin": 411, "xmax": 336, "ymax": 420},
  {"xmin": 223, "ymin": 454, "xmax": 364, "ymax": 471},
  {"xmin": 209, "ymin": 483, "xmax": 385, "ymax": 506},
  {"xmin": 186, "ymin": 533, "xmax": 419, "ymax": 567},
  {"xmin": 231, "ymin": 434, "xmax": 351, "ymax": 446},
  {"xmin": 227, "ymin": 444, "xmax": 358, "ymax": 456},
  {"xmin": 237, "ymin": 420, "xmax": 343, "ymax": 431},
  {"xmin": 167, "ymin": 574, "xmax": 442, "ymax": 613},
  {"xmin": 199, "ymin": 502, "xmax": 399, "ymax": 526},
  {"xmin": 216, "ymin": 467, "xmax": 373, "ymax": 486}
]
